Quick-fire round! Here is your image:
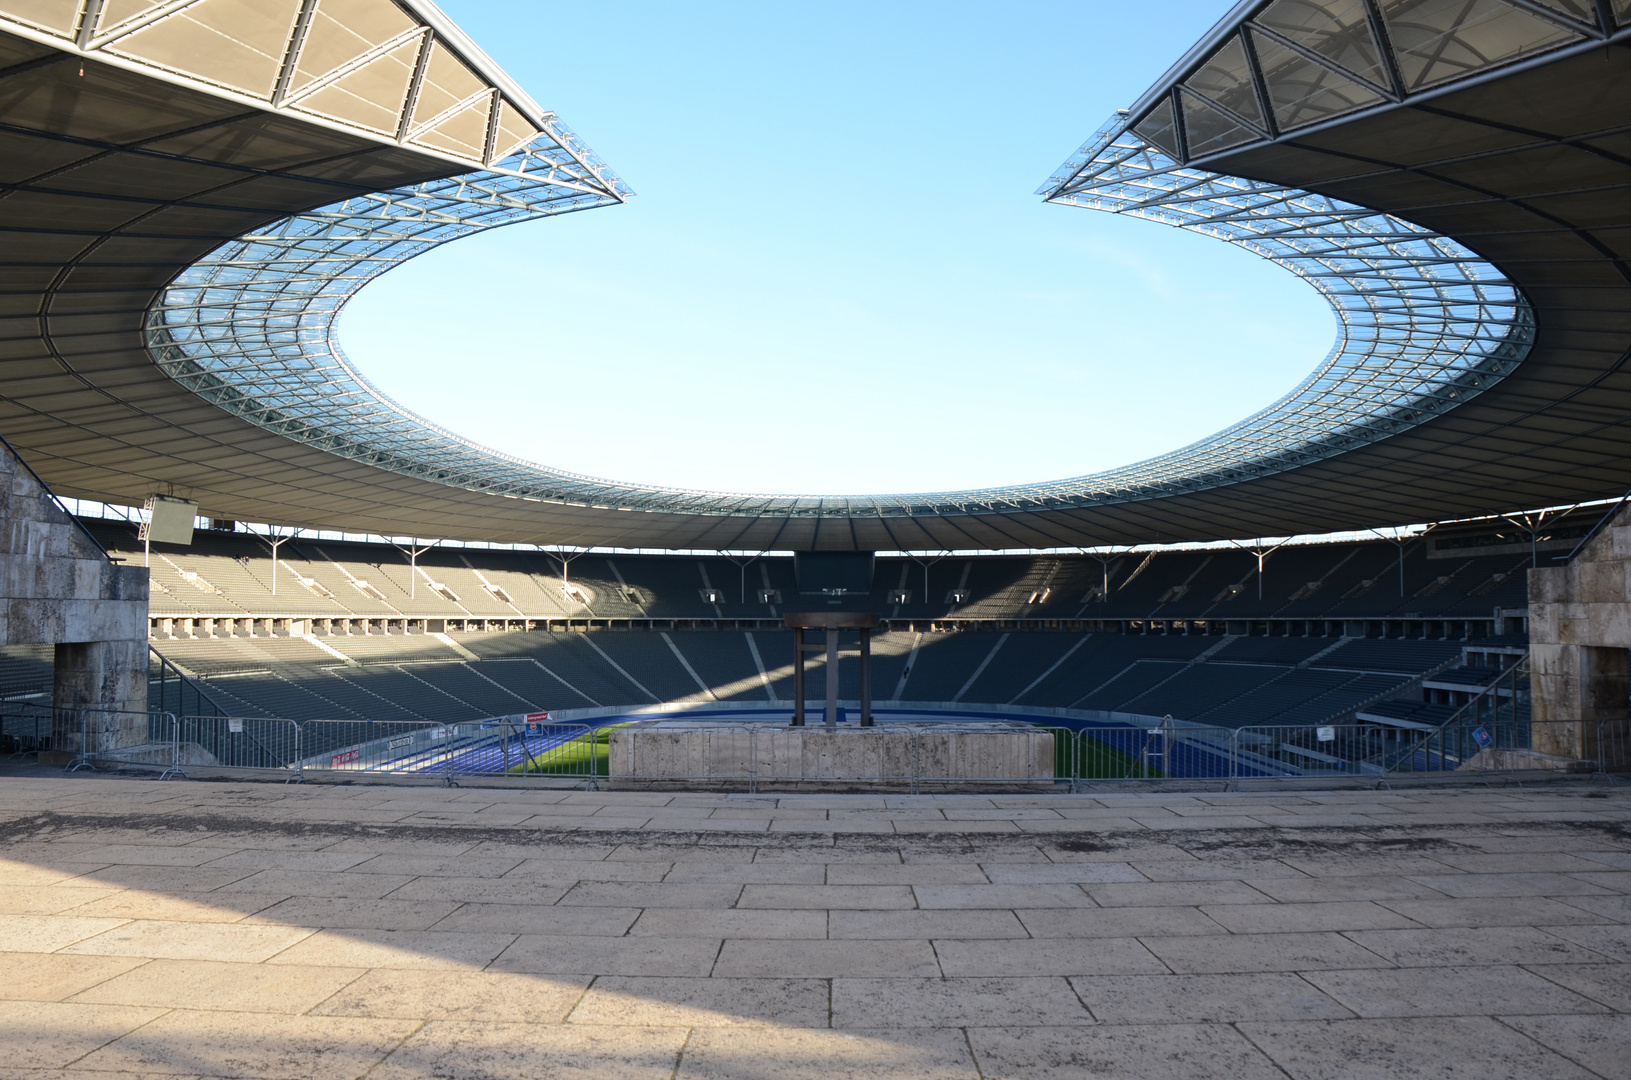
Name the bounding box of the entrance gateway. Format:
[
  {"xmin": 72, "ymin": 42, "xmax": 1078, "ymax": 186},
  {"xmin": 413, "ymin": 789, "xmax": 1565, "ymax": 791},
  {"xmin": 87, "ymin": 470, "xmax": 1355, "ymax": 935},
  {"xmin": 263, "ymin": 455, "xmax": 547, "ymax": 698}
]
[{"xmin": 785, "ymin": 612, "xmax": 877, "ymax": 728}]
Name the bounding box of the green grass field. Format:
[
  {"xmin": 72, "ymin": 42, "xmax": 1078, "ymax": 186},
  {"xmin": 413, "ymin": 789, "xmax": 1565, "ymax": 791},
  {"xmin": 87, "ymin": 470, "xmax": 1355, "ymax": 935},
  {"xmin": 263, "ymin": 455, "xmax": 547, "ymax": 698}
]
[
  {"xmin": 509, "ymin": 725, "xmax": 621, "ymax": 776},
  {"xmin": 1039, "ymin": 727, "xmax": 1162, "ymax": 780}
]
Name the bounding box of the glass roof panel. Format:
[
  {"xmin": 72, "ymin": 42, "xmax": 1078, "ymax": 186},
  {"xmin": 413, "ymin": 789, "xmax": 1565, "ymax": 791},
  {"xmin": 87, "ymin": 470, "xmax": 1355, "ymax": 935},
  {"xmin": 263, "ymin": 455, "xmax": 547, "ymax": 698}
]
[
  {"xmin": 1183, "ymin": 34, "xmax": 1266, "ymax": 128},
  {"xmin": 1253, "ymin": 0, "xmax": 1390, "ymax": 87},
  {"xmin": 1132, "ymin": 98, "xmax": 1181, "ymax": 157},
  {"xmin": 1614, "ymin": 0, "xmax": 1631, "ymax": 23},
  {"xmin": 1251, "ymin": 29, "xmax": 1385, "ymax": 130},
  {"xmin": 1181, "ymin": 89, "xmax": 1261, "ymax": 156},
  {"xmin": 1377, "ymin": 0, "xmax": 1583, "ymax": 90}
]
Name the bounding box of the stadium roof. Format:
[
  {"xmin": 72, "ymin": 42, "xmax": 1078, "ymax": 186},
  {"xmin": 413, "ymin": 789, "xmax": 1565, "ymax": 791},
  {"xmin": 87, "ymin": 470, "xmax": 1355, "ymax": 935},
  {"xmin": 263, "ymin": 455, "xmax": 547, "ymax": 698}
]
[{"xmin": 2, "ymin": 0, "xmax": 1629, "ymax": 550}]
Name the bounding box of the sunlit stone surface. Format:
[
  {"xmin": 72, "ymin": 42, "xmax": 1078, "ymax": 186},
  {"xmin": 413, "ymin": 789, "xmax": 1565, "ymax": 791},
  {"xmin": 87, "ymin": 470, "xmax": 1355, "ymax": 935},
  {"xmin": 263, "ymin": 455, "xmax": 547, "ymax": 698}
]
[{"xmin": 0, "ymin": 776, "xmax": 1626, "ymax": 1078}]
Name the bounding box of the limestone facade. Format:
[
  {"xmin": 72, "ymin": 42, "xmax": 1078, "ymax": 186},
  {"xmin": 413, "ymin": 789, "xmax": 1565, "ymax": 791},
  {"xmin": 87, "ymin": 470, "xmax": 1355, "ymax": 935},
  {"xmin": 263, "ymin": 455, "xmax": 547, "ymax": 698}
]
[
  {"xmin": 0, "ymin": 441, "xmax": 149, "ymax": 750},
  {"xmin": 1528, "ymin": 501, "xmax": 1631, "ymax": 762}
]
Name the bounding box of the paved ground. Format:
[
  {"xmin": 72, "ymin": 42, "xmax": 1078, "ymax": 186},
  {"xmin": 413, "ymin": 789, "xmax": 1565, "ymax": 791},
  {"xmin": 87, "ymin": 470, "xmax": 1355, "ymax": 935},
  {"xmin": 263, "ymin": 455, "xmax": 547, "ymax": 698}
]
[{"xmin": 0, "ymin": 776, "xmax": 1628, "ymax": 1078}]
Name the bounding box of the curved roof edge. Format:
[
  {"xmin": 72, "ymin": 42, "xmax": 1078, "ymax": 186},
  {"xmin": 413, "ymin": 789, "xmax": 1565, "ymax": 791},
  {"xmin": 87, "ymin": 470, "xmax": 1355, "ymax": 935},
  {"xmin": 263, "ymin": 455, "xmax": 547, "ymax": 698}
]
[{"xmin": 145, "ymin": 121, "xmax": 1531, "ymax": 519}]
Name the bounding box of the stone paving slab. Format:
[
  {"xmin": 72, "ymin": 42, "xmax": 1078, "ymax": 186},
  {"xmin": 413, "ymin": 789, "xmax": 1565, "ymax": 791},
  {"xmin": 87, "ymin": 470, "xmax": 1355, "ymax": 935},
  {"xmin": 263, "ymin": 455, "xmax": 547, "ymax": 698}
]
[{"xmin": 0, "ymin": 776, "xmax": 1626, "ymax": 1077}]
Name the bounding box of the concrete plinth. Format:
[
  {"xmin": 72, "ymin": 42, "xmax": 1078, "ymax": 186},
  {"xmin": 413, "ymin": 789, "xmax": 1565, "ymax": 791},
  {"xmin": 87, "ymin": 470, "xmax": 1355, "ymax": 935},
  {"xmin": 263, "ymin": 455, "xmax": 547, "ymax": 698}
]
[
  {"xmin": 1529, "ymin": 502, "xmax": 1631, "ymax": 769},
  {"xmin": 1, "ymin": 439, "xmax": 149, "ymax": 754},
  {"xmin": 609, "ymin": 721, "xmax": 1055, "ymax": 790},
  {"xmin": 51, "ymin": 639, "xmax": 151, "ymax": 754}
]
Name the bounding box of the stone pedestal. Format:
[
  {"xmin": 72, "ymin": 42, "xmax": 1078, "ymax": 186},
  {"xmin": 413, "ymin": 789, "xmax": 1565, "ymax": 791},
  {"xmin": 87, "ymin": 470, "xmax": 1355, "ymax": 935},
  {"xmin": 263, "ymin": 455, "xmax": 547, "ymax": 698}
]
[
  {"xmin": 52, "ymin": 639, "xmax": 151, "ymax": 754},
  {"xmin": 1529, "ymin": 503, "xmax": 1631, "ymax": 767},
  {"xmin": 1, "ymin": 440, "xmax": 149, "ymax": 752},
  {"xmin": 609, "ymin": 721, "xmax": 1055, "ymax": 790}
]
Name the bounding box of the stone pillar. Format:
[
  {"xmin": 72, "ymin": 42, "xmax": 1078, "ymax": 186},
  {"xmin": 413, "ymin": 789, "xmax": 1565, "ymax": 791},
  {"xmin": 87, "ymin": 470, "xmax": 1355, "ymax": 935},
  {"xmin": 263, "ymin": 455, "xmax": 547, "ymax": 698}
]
[
  {"xmin": 1, "ymin": 438, "xmax": 150, "ymax": 754},
  {"xmin": 1530, "ymin": 643, "xmax": 1627, "ymax": 759},
  {"xmin": 1529, "ymin": 502, "xmax": 1631, "ymax": 766},
  {"xmin": 52, "ymin": 639, "xmax": 150, "ymax": 753}
]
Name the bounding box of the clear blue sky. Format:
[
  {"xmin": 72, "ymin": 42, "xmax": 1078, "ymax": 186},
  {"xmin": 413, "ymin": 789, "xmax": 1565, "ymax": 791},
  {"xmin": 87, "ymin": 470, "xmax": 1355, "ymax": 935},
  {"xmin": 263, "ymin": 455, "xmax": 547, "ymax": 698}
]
[{"xmin": 342, "ymin": 1, "xmax": 1331, "ymax": 496}]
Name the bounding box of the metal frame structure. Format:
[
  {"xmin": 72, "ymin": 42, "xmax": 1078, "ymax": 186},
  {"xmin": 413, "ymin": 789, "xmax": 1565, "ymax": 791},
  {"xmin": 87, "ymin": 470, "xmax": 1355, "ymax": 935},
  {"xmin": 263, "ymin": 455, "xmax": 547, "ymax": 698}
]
[
  {"xmin": 137, "ymin": 0, "xmax": 1615, "ymax": 533},
  {"xmin": 3, "ymin": 0, "xmax": 1630, "ymax": 549},
  {"xmin": 0, "ymin": 0, "xmax": 564, "ymax": 173},
  {"xmin": 143, "ymin": 108, "xmax": 1530, "ymax": 521},
  {"xmin": 1033, "ymin": 115, "xmax": 1531, "ymax": 499},
  {"xmin": 147, "ymin": 131, "xmax": 628, "ymax": 495},
  {"xmin": 1106, "ymin": 0, "xmax": 1629, "ymax": 171}
]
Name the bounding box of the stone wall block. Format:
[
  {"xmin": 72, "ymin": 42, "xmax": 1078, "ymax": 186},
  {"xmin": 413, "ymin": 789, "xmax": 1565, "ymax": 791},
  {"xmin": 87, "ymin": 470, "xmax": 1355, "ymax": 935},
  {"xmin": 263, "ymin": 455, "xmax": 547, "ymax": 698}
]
[
  {"xmin": 60, "ymin": 598, "xmax": 148, "ymax": 645},
  {"xmin": 1612, "ymin": 525, "xmax": 1631, "ymax": 561},
  {"xmin": 8, "ymin": 597, "xmax": 65, "ymax": 644},
  {"xmin": 1529, "ymin": 566, "xmax": 1569, "ymax": 606},
  {"xmin": 44, "ymin": 520, "xmax": 79, "ymax": 561},
  {"xmin": 52, "ymin": 638, "xmax": 149, "ymax": 751},
  {"xmin": 1528, "ymin": 603, "xmax": 1558, "ymax": 644},
  {"xmin": 1578, "ymin": 561, "xmax": 1624, "ymax": 605},
  {"xmin": 1529, "ymin": 642, "xmax": 1572, "ymax": 678},
  {"xmin": 1594, "ymin": 604, "xmax": 1631, "ymax": 648},
  {"xmin": 109, "ymin": 563, "xmax": 149, "ymax": 603},
  {"xmin": 1580, "ymin": 515, "xmax": 1621, "ymax": 562},
  {"xmin": 612, "ymin": 724, "xmax": 1055, "ymax": 786},
  {"xmin": 70, "ymin": 559, "xmax": 105, "ymax": 601}
]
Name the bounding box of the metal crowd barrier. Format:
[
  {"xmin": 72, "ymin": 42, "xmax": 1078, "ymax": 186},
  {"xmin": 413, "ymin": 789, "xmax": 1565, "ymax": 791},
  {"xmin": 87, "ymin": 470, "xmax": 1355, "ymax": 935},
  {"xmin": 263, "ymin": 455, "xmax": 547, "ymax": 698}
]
[
  {"xmin": 177, "ymin": 716, "xmax": 301, "ymax": 774},
  {"xmin": 0, "ymin": 700, "xmax": 53, "ymax": 761},
  {"xmin": 289, "ymin": 717, "xmax": 602, "ymax": 785},
  {"xmin": 19, "ymin": 705, "xmax": 187, "ymax": 779},
  {"xmin": 7, "ymin": 671, "xmax": 1620, "ymax": 789}
]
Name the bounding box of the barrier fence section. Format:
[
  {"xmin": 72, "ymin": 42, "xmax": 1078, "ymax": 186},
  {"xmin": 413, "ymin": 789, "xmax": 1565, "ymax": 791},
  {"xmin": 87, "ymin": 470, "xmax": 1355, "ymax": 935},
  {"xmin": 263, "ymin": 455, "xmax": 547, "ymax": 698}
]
[
  {"xmin": 297, "ymin": 719, "xmax": 453, "ymax": 778},
  {"xmin": 289, "ymin": 717, "xmax": 601, "ymax": 783},
  {"xmin": 442, "ymin": 720, "xmax": 596, "ymax": 781},
  {"xmin": 1, "ymin": 700, "xmax": 53, "ymax": 758},
  {"xmin": 9, "ymin": 661, "xmax": 1626, "ymax": 786},
  {"xmin": 11, "ymin": 705, "xmax": 187, "ymax": 777},
  {"xmin": 150, "ymin": 649, "xmax": 223, "ymax": 721},
  {"xmin": 155, "ymin": 712, "xmax": 1626, "ymax": 785},
  {"xmin": 177, "ymin": 716, "xmax": 301, "ymax": 773},
  {"xmin": 1036, "ymin": 721, "xmax": 1291, "ymax": 784}
]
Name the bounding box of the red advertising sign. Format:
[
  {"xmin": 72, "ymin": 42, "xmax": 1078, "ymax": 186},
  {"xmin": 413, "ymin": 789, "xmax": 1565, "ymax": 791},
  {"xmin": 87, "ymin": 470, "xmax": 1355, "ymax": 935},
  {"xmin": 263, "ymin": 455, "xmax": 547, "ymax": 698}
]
[
  {"xmin": 330, "ymin": 748, "xmax": 360, "ymax": 767},
  {"xmin": 525, "ymin": 711, "xmax": 550, "ymax": 723}
]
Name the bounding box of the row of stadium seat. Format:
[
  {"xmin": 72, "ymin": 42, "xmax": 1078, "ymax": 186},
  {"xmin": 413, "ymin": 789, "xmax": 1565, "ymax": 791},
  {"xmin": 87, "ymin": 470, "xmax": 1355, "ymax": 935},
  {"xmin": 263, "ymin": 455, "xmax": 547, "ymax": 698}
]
[
  {"xmin": 86, "ymin": 520, "xmax": 1532, "ymax": 626},
  {"xmin": 120, "ymin": 629, "xmax": 1476, "ymax": 731}
]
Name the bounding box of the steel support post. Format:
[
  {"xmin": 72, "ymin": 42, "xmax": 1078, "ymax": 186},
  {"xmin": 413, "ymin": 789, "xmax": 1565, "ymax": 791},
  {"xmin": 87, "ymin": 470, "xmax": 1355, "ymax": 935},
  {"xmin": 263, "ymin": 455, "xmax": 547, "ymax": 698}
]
[
  {"xmin": 791, "ymin": 629, "xmax": 805, "ymax": 726},
  {"xmin": 860, "ymin": 627, "xmax": 873, "ymax": 726},
  {"xmin": 825, "ymin": 628, "xmax": 839, "ymax": 729}
]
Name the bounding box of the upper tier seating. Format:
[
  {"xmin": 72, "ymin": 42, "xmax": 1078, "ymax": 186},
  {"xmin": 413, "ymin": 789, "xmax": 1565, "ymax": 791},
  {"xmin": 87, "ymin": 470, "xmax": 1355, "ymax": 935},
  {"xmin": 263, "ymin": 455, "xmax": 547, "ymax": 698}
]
[{"xmin": 96, "ymin": 520, "xmax": 1536, "ymax": 627}]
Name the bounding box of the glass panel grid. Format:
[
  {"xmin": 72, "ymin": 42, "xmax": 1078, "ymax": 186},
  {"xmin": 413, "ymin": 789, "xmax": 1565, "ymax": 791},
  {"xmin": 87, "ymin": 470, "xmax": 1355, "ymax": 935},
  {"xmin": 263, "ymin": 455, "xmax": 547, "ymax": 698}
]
[
  {"xmin": 1030, "ymin": 112, "xmax": 1531, "ymax": 506},
  {"xmin": 147, "ymin": 104, "xmax": 1531, "ymax": 521}
]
